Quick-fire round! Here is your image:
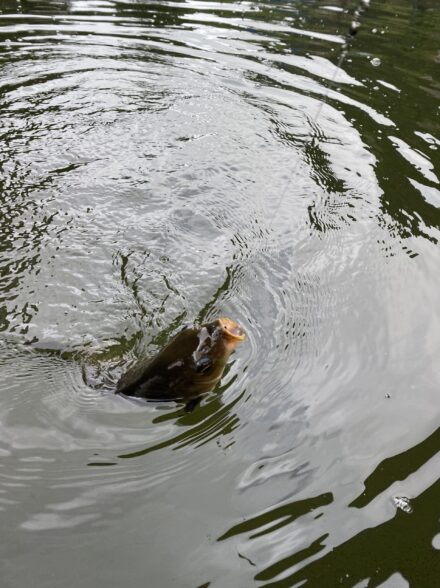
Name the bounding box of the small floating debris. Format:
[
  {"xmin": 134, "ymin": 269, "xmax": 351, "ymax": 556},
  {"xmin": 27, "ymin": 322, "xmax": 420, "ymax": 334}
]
[
  {"xmin": 393, "ymin": 496, "xmax": 413, "ymax": 514},
  {"xmin": 370, "ymin": 57, "xmax": 381, "ymax": 67}
]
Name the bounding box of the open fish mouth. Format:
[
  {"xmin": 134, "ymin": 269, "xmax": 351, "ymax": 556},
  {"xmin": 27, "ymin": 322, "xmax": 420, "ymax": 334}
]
[{"xmin": 217, "ymin": 317, "xmax": 246, "ymax": 342}]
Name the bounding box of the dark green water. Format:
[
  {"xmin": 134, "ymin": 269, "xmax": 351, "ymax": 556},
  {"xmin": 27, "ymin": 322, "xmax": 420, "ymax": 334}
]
[{"xmin": 0, "ymin": 0, "xmax": 439, "ymax": 586}]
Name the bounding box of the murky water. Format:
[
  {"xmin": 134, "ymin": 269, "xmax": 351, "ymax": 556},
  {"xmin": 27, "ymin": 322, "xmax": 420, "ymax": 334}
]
[{"xmin": 1, "ymin": 0, "xmax": 439, "ymax": 586}]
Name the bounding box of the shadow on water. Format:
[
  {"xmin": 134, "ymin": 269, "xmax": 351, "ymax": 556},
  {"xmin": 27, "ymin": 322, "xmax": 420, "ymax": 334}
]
[
  {"xmin": 218, "ymin": 422, "xmax": 440, "ymax": 587},
  {"xmin": 262, "ymin": 478, "xmax": 440, "ymax": 588},
  {"xmin": 218, "ymin": 492, "xmax": 333, "ymax": 542},
  {"xmin": 217, "ymin": 492, "xmax": 334, "ymax": 584},
  {"xmin": 348, "ymin": 1, "xmax": 440, "ymax": 247},
  {"xmin": 116, "ymin": 386, "xmax": 245, "ymax": 460},
  {"xmin": 351, "ymin": 425, "xmax": 440, "ymax": 509},
  {"xmin": 217, "ymin": 464, "xmax": 440, "ymax": 587}
]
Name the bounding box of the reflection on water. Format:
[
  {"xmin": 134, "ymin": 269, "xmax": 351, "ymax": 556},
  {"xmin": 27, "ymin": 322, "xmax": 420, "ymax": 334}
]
[
  {"xmin": 272, "ymin": 475, "xmax": 440, "ymax": 587},
  {"xmin": 1, "ymin": 0, "xmax": 440, "ymax": 586}
]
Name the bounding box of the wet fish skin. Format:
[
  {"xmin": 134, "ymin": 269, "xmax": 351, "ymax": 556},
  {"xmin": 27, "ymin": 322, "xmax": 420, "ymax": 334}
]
[{"xmin": 116, "ymin": 317, "xmax": 245, "ymax": 401}]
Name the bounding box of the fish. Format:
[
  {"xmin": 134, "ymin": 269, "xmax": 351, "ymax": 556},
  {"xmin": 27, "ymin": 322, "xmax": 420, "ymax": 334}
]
[{"xmin": 116, "ymin": 317, "xmax": 246, "ymax": 401}]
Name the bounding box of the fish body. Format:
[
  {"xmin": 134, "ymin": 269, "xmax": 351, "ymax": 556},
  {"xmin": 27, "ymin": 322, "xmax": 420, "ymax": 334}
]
[{"xmin": 116, "ymin": 317, "xmax": 245, "ymax": 401}]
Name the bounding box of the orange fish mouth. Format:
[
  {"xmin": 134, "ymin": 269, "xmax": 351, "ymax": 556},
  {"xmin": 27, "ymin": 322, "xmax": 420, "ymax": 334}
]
[{"xmin": 217, "ymin": 317, "xmax": 246, "ymax": 342}]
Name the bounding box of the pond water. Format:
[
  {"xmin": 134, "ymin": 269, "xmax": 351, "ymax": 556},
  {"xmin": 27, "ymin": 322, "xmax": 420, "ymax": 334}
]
[{"xmin": 1, "ymin": 0, "xmax": 439, "ymax": 586}]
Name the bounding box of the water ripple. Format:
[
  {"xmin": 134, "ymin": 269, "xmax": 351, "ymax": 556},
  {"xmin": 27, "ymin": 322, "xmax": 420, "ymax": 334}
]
[{"xmin": 1, "ymin": 0, "xmax": 440, "ymax": 585}]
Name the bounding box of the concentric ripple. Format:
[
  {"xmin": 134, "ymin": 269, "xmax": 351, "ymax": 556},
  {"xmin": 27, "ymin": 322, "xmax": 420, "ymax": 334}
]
[{"xmin": 1, "ymin": 0, "xmax": 440, "ymax": 586}]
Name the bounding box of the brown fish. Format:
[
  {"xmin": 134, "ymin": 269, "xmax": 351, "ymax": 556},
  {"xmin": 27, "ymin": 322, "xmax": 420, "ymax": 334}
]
[{"xmin": 116, "ymin": 317, "xmax": 246, "ymax": 401}]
